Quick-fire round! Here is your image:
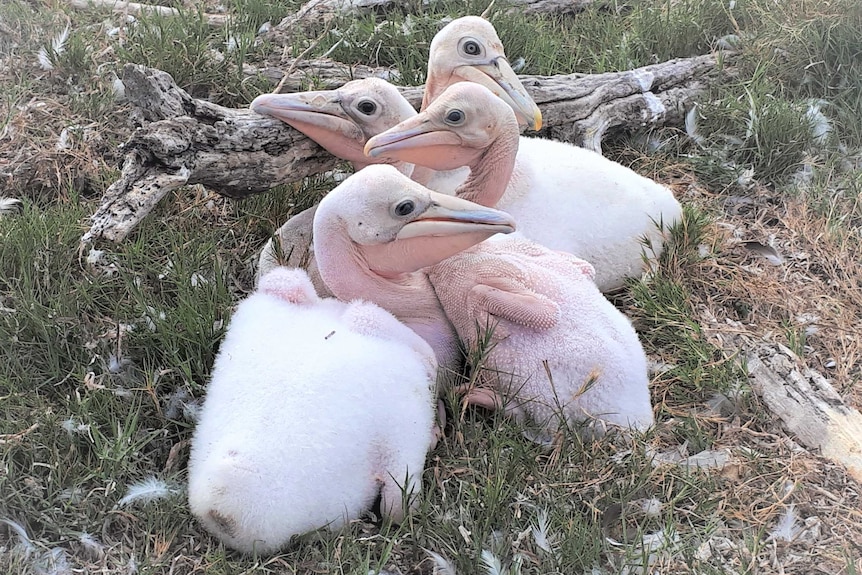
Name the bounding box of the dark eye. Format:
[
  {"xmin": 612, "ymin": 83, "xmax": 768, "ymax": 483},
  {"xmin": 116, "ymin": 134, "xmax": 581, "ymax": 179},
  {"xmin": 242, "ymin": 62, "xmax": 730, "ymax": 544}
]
[
  {"xmin": 445, "ymin": 109, "xmax": 465, "ymax": 124},
  {"xmin": 463, "ymin": 40, "xmax": 481, "ymax": 56},
  {"xmin": 394, "ymin": 200, "xmax": 415, "ymax": 216},
  {"xmin": 357, "ymin": 100, "xmax": 377, "ymax": 115}
]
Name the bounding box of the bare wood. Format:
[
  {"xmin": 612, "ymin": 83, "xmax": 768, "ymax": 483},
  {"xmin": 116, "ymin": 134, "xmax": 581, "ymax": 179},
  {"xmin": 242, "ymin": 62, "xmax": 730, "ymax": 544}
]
[
  {"xmin": 505, "ymin": 0, "xmax": 602, "ymax": 16},
  {"xmin": 81, "ymin": 64, "xmax": 339, "ymax": 245},
  {"xmin": 83, "ymin": 53, "xmax": 733, "ymax": 244},
  {"xmin": 265, "ymin": 0, "xmax": 604, "ymax": 43},
  {"xmin": 722, "ymin": 333, "xmax": 862, "ymax": 483},
  {"xmin": 67, "ymin": 0, "xmax": 228, "ymax": 26},
  {"xmin": 242, "ymin": 57, "xmax": 403, "ymax": 93}
]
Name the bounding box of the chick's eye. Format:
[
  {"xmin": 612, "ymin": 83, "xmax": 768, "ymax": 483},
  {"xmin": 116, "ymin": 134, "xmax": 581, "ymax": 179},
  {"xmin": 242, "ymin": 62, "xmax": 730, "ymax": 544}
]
[
  {"xmin": 446, "ymin": 109, "xmax": 464, "ymax": 124},
  {"xmin": 394, "ymin": 200, "xmax": 415, "ymax": 216},
  {"xmin": 357, "ymin": 100, "xmax": 377, "ymax": 115},
  {"xmin": 463, "ymin": 40, "xmax": 481, "ymax": 56}
]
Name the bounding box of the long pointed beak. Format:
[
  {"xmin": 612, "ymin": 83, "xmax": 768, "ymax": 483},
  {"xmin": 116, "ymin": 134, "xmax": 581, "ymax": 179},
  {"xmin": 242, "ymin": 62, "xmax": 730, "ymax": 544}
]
[
  {"xmin": 398, "ymin": 191, "xmax": 516, "ymax": 240},
  {"xmin": 250, "ymin": 91, "xmax": 365, "ymax": 160},
  {"xmin": 364, "ymin": 120, "xmax": 461, "ymax": 159},
  {"xmin": 250, "ymin": 91, "xmax": 349, "ymax": 124},
  {"xmin": 456, "ymin": 58, "xmax": 542, "ymax": 131}
]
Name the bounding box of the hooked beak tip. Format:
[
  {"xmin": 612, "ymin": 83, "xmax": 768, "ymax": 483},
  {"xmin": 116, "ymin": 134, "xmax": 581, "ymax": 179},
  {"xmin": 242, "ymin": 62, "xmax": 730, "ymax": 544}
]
[{"xmin": 531, "ymin": 108, "xmax": 543, "ymax": 131}]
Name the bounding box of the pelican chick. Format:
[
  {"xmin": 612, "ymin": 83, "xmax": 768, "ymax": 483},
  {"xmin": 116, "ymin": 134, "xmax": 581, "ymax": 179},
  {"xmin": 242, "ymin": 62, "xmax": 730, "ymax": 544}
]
[
  {"xmin": 367, "ymin": 81, "xmax": 682, "ymax": 292},
  {"xmin": 188, "ymin": 267, "xmax": 438, "ymax": 554},
  {"xmin": 427, "ymin": 236, "xmax": 655, "ymax": 437},
  {"xmin": 251, "ymin": 78, "xmax": 438, "ymax": 292},
  {"xmin": 312, "ymin": 163, "xmax": 516, "ymax": 372},
  {"xmin": 366, "ymin": 84, "xmax": 654, "ymax": 435},
  {"xmin": 417, "ymin": 16, "xmax": 683, "ymax": 290}
]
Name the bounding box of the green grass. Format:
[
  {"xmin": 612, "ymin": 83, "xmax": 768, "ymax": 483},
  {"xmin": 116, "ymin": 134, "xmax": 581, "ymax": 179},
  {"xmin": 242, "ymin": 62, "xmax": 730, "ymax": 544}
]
[{"xmin": 2, "ymin": 0, "xmax": 862, "ymax": 572}]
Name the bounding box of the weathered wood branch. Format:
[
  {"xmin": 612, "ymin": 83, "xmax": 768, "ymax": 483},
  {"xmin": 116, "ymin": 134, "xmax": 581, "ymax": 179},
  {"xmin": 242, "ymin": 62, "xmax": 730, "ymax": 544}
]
[
  {"xmin": 264, "ymin": 0, "xmax": 604, "ymax": 44},
  {"xmin": 67, "ymin": 0, "xmax": 228, "ymax": 26},
  {"xmin": 83, "ymin": 52, "xmax": 734, "ymax": 244},
  {"xmin": 717, "ymin": 332, "xmax": 862, "ymax": 483}
]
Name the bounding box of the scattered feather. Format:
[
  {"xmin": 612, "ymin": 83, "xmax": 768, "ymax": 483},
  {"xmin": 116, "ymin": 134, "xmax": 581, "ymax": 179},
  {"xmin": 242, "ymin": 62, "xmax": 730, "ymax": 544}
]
[
  {"xmin": 60, "ymin": 418, "xmax": 91, "ymax": 436},
  {"xmin": 55, "ymin": 128, "xmax": 72, "ymax": 152},
  {"xmin": 164, "ymin": 387, "xmax": 200, "ymax": 422},
  {"xmin": 85, "ymin": 248, "xmax": 105, "ymax": 266},
  {"xmin": 805, "ymin": 99, "xmax": 832, "ymax": 144},
  {"xmin": 768, "ymin": 504, "xmax": 804, "ymax": 542},
  {"xmin": 112, "ymin": 77, "xmax": 126, "ymax": 100},
  {"xmin": 480, "ymin": 550, "xmax": 504, "ymax": 575},
  {"xmin": 52, "ymin": 25, "xmax": 70, "ymax": 55},
  {"xmin": 0, "ymin": 517, "xmax": 35, "ymax": 553},
  {"xmin": 510, "ymin": 57, "xmax": 525, "ymax": 73},
  {"xmin": 37, "ymin": 47, "xmax": 54, "ymax": 70},
  {"xmin": 190, "ymin": 272, "xmax": 209, "ymax": 287},
  {"xmin": 424, "ymin": 548, "xmax": 457, "ymax": 575},
  {"xmin": 107, "ymin": 353, "xmax": 132, "ymax": 375},
  {"xmin": 736, "ymin": 166, "xmax": 755, "ymax": 189},
  {"xmin": 78, "ymin": 532, "xmax": 104, "ymax": 559},
  {"xmin": 32, "ymin": 547, "xmax": 71, "ymax": 575},
  {"xmin": 116, "ymin": 477, "xmax": 181, "ymax": 508},
  {"xmin": 0, "ymin": 197, "xmax": 22, "ymax": 216},
  {"xmin": 182, "ymin": 400, "xmax": 202, "ymax": 422},
  {"xmin": 742, "ymin": 240, "xmax": 784, "ymax": 265},
  {"xmin": 639, "ymin": 498, "xmax": 663, "ymax": 518},
  {"xmin": 257, "ymin": 21, "xmax": 271, "ymax": 34},
  {"xmin": 226, "ymin": 35, "xmax": 238, "ymax": 53},
  {"xmin": 142, "ymin": 306, "xmax": 166, "ymax": 332},
  {"xmin": 37, "ymin": 24, "xmax": 70, "ymax": 71},
  {"xmin": 685, "ymin": 105, "xmax": 705, "ymax": 147},
  {"xmin": 531, "ymin": 509, "xmax": 555, "ymax": 554}
]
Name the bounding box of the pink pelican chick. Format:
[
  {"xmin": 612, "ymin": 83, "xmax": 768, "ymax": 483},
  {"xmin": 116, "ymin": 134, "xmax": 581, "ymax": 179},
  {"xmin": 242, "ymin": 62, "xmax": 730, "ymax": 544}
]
[
  {"xmin": 366, "ymin": 83, "xmax": 654, "ymax": 435},
  {"xmin": 311, "ymin": 163, "xmax": 516, "ymax": 372}
]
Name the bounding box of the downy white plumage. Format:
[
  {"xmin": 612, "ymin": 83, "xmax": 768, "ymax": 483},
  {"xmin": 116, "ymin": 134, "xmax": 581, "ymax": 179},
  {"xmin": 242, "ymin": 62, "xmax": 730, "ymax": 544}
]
[{"xmin": 188, "ymin": 267, "xmax": 438, "ymax": 554}]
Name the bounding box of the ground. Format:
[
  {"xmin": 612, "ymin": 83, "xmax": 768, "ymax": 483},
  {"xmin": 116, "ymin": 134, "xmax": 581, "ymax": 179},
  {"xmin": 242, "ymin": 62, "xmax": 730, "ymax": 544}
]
[{"xmin": 0, "ymin": 0, "xmax": 861, "ymax": 573}]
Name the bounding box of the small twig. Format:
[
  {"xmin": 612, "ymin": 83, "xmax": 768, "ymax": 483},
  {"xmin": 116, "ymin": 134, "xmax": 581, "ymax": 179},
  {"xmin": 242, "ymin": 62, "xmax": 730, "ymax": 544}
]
[
  {"xmin": 481, "ymin": 0, "xmax": 496, "ymax": 18},
  {"xmin": 0, "ymin": 422, "xmax": 39, "ymax": 445},
  {"xmin": 274, "ymin": 23, "xmax": 332, "ymax": 94}
]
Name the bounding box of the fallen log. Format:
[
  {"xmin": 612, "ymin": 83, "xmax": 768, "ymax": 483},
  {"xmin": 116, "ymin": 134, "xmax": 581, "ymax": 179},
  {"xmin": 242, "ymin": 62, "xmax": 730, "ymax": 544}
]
[
  {"xmin": 264, "ymin": 0, "xmax": 604, "ymax": 45},
  {"xmin": 713, "ymin": 331, "xmax": 862, "ymax": 483},
  {"xmin": 67, "ymin": 0, "xmax": 228, "ymax": 27},
  {"xmin": 82, "ymin": 52, "xmax": 735, "ymax": 244}
]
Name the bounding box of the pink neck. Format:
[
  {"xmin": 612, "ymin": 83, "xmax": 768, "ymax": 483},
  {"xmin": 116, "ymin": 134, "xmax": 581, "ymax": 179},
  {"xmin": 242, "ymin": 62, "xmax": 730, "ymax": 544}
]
[
  {"xmin": 455, "ymin": 117, "xmax": 520, "ymax": 207},
  {"xmin": 313, "ymin": 211, "xmax": 461, "ymax": 369}
]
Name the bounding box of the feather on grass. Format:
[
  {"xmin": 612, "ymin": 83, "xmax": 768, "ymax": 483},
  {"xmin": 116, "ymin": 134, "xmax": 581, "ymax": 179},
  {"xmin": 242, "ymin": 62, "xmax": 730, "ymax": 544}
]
[{"xmin": 116, "ymin": 477, "xmax": 181, "ymax": 508}]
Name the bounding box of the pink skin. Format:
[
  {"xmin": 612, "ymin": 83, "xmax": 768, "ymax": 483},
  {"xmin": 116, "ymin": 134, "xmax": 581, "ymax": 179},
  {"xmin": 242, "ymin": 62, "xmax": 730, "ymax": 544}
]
[
  {"xmin": 312, "ymin": 164, "xmax": 516, "ymax": 373},
  {"xmin": 422, "ymin": 16, "xmax": 542, "ymax": 131},
  {"xmin": 365, "ymin": 82, "xmax": 520, "ymax": 208}
]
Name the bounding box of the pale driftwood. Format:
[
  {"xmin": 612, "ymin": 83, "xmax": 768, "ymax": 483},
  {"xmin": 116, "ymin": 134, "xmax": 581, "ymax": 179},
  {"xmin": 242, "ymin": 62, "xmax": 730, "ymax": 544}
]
[
  {"xmin": 524, "ymin": 53, "xmax": 735, "ymax": 150},
  {"xmin": 720, "ymin": 333, "xmax": 862, "ymax": 483},
  {"xmin": 244, "ymin": 52, "xmax": 735, "ymax": 150},
  {"xmin": 242, "ymin": 57, "xmax": 404, "ymax": 94},
  {"xmin": 67, "ymin": 0, "xmax": 228, "ymax": 26},
  {"xmin": 265, "ymin": 0, "xmax": 604, "ymax": 44},
  {"xmin": 83, "ymin": 52, "xmax": 733, "ymax": 244},
  {"xmin": 506, "ymin": 0, "xmax": 602, "ymax": 15},
  {"xmin": 81, "ymin": 64, "xmax": 338, "ymax": 245}
]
